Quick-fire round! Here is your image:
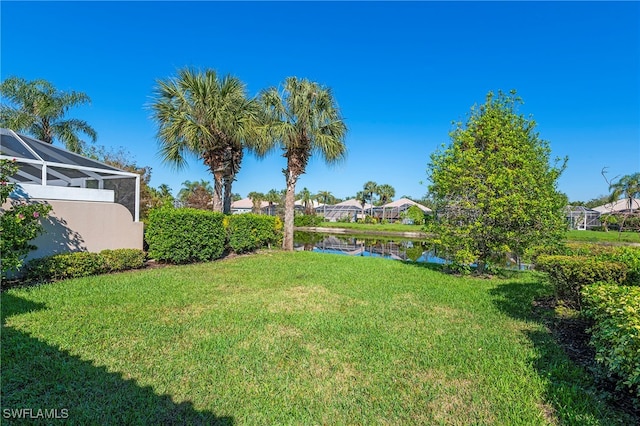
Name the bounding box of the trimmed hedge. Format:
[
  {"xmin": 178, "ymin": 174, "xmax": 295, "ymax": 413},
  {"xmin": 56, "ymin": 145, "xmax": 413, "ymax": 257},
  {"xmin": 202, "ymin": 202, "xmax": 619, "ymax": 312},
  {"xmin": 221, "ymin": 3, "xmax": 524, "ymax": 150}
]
[
  {"xmin": 582, "ymin": 283, "xmax": 640, "ymax": 405},
  {"xmin": 536, "ymin": 255, "xmax": 628, "ymax": 307},
  {"xmin": 25, "ymin": 249, "xmax": 145, "ymax": 282},
  {"xmin": 226, "ymin": 214, "xmax": 282, "ymax": 253},
  {"xmin": 146, "ymin": 208, "xmax": 226, "ymax": 264}
]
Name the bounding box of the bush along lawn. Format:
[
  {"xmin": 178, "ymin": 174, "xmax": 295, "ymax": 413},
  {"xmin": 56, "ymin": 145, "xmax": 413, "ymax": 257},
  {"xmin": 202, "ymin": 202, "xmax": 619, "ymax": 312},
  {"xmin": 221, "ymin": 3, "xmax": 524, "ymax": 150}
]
[
  {"xmin": 535, "ymin": 243, "xmax": 640, "ymax": 413},
  {"xmin": 2, "ymin": 251, "xmax": 636, "ymax": 425}
]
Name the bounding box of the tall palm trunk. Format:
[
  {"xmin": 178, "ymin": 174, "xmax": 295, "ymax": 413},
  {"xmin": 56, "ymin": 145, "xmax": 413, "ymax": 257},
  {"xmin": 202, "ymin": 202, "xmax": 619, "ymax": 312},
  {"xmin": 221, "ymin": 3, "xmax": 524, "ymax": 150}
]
[
  {"xmin": 283, "ymin": 151, "xmax": 307, "ymax": 250},
  {"xmin": 222, "ymin": 147, "xmax": 243, "ymax": 214},
  {"xmin": 212, "ymin": 169, "xmax": 224, "ymax": 212},
  {"xmin": 283, "ymin": 172, "xmax": 298, "ymax": 250}
]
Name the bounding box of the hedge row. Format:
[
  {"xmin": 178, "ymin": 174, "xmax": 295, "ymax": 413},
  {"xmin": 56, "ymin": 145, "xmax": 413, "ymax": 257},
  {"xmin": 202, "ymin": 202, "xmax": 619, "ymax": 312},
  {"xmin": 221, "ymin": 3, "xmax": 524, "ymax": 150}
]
[
  {"xmin": 145, "ymin": 208, "xmax": 226, "ymax": 264},
  {"xmin": 226, "ymin": 214, "xmax": 282, "ymax": 253},
  {"xmin": 582, "ymin": 283, "xmax": 640, "ymax": 405},
  {"xmin": 146, "ymin": 209, "xmax": 282, "ymax": 264},
  {"xmin": 536, "ymin": 255, "xmax": 628, "ymax": 307},
  {"xmin": 25, "ymin": 249, "xmax": 145, "ymax": 282}
]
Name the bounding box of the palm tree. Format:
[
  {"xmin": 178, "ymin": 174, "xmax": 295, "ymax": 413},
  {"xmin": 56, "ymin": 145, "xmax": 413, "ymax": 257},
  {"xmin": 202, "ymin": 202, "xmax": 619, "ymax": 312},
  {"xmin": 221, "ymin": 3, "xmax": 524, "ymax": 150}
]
[
  {"xmin": 0, "ymin": 76, "xmax": 97, "ymax": 153},
  {"xmin": 316, "ymin": 190, "xmax": 335, "ymax": 217},
  {"xmin": 297, "ymin": 187, "xmax": 315, "ymax": 215},
  {"xmin": 149, "ymin": 68, "xmax": 258, "ymax": 213},
  {"xmin": 178, "ymin": 180, "xmax": 214, "ymax": 210},
  {"xmin": 247, "ymin": 191, "xmax": 265, "ymax": 214},
  {"xmin": 356, "ymin": 191, "xmax": 367, "ymax": 220},
  {"xmin": 608, "ymin": 172, "xmax": 640, "ymax": 212},
  {"xmin": 265, "ymin": 189, "xmax": 281, "ymax": 216},
  {"xmin": 257, "ymin": 77, "xmax": 347, "ymax": 250},
  {"xmin": 376, "ymin": 184, "xmax": 396, "ymax": 220},
  {"xmin": 363, "ymin": 181, "xmax": 378, "ymax": 216}
]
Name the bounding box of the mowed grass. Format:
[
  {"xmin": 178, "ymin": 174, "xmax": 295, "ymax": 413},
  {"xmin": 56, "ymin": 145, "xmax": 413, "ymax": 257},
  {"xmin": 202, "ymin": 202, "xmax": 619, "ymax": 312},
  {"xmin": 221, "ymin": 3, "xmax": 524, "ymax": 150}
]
[
  {"xmin": 566, "ymin": 229, "xmax": 640, "ymax": 244},
  {"xmin": 2, "ymin": 251, "xmax": 633, "ymax": 425}
]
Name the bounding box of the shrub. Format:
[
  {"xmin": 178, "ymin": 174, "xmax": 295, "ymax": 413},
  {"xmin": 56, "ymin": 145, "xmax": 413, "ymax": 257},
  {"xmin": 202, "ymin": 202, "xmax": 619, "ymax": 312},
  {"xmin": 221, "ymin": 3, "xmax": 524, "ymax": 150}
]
[
  {"xmin": 536, "ymin": 255, "xmax": 628, "ymax": 307},
  {"xmin": 582, "ymin": 283, "xmax": 640, "ymax": 405},
  {"xmin": 557, "ymin": 244, "xmax": 640, "ymax": 285},
  {"xmin": 24, "ymin": 249, "xmax": 146, "ymax": 282},
  {"xmin": 1, "ymin": 159, "xmax": 52, "ymax": 277},
  {"xmin": 146, "ymin": 208, "xmax": 226, "ymax": 264},
  {"xmin": 100, "ymin": 249, "xmax": 146, "ymax": 272},
  {"xmin": 294, "ymin": 214, "xmax": 323, "ymax": 227},
  {"xmin": 227, "ymin": 214, "xmax": 282, "ymax": 253}
]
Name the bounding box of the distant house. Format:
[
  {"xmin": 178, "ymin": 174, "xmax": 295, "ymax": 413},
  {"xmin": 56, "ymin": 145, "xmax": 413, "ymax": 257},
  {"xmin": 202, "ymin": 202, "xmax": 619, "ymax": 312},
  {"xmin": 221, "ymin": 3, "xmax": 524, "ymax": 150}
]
[
  {"xmin": 0, "ymin": 128, "xmax": 143, "ymax": 262},
  {"xmin": 565, "ymin": 205, "xmax": 601, "ymax": 230},
  {"xmin": 230, "ymin": 197, "xmax": 272, "ymax": 214},
  {"xmin": 592, "ymin": 198, "xmax": 640, "ymax": 214},
  {"xmin": 376, "ymin": 198, "xmax": 432, "ymax": 221},
  {"xmin": 319, "ymin": 198, "xmax": 372, "ymax": 222}
]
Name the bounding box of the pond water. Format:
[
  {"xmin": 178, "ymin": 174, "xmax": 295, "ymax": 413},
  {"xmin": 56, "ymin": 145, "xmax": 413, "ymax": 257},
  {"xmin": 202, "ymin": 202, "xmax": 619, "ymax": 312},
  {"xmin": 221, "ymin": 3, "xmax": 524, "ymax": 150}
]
[
  {"xmin": 293, "ymin": 231, "xmax": 530, "ymax": 270},
  {"xmin": 293, "ymin": 232, "xmax": 445, "ymax": 264}
]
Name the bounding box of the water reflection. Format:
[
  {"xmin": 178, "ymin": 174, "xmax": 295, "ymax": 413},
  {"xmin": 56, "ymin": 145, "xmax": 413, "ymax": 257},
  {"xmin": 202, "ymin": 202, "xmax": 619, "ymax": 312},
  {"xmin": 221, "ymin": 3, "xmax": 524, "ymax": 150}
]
[
  {"xmin": 294, "ymin": 232, "xmax": 531, "ymax": 270},
  {"xmin": 293, "ymin": 232, "xmax": 444, "ymax": 263}
]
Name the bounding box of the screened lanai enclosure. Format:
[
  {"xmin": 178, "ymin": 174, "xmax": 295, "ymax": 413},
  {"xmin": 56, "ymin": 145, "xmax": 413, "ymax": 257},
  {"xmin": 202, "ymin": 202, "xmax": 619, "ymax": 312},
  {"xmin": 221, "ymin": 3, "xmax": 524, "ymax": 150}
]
[
  {"xmin": 1, "ymin": 128, "xmax": 143, "ymax": 260},
  {"xmin": 565, "ymin": 205, "xmax": 601, "ymax": 230}
]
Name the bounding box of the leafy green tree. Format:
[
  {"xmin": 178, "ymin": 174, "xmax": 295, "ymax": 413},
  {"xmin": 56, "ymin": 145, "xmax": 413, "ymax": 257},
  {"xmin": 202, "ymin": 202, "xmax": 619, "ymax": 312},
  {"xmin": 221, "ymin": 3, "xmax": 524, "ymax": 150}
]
[
  {"xmin": 257, "ymin": 77, "xmax": 347, "ymax": 250},
  {"xmin": 427, "ymin": 90, "xmax": 568, "ymax": 273},
  {"xmin": 149, "ymin": 68, "xmax": 259, "ymax": 213},
  {"xmin": 178, "ymin": 180, "xmax": 213, "ymax": 210},
  {"xmin": 0, "ymin": 76, "xmax": 97, "ymax": 153}
]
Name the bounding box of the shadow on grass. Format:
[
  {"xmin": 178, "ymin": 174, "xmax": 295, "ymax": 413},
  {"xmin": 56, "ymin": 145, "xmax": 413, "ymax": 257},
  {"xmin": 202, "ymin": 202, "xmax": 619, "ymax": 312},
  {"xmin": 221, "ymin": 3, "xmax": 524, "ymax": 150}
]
[
  {"xmin": 489, "ymin": 279, "xmax": 638, "ymax": 425},
  {"xmin": 1, "ymin": 293, "xmax": 233, "ymax": 425}
]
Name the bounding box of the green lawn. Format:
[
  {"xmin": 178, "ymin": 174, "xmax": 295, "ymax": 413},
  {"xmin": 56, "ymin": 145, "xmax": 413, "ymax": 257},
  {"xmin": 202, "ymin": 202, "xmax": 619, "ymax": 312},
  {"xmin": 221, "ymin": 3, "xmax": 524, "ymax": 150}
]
[
  {"xmin": 566, "ymin": 229, "xmax": 640, "ymax": 244},
  {"xmin": 2, "ymin": 251, "xmax": 633, "ymax": 425}
]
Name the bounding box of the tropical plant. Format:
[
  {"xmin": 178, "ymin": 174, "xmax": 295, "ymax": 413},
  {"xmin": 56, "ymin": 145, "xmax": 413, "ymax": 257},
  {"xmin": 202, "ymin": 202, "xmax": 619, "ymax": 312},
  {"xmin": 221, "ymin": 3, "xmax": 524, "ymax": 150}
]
[
  {"xmin": 427, "ymin": 90, "xmax": 568, "ymax": 273},
  {"xmin": 356, "ymin": 191, "xmax": 367, "ymax": 219},
  {"xmin": 363, "ymin": 181, "xmax": 378, "ymax": 215},
  {"xmin": 376, "ymin": 184, "xmax": 395, "ymax": 206},
  {"xmin": 149, "ymin": 68, "xmax": 259, "ymax": 213},
  {"xmin": 297, "ymin": 187, "xmax": 315, "ymax": 215},
  {"xmin": 376, "ymin": 183, "xmax": 395, "ymax": 221},
  {"xmin": 178, "ymin": 180, "xmax": 213, "ymax": 210},
  {"xmin": 316, "ymin": 190, "xmax": 335, "ymax": 216},
  {"xmin": 257, "ymin": 77, "xmax": 347, "ymax": 250},
  {"xmin": 0, "ymin": 76, "xmax": 97, "ymax": 153},
  {"xmin": 264, "ymin": 189, "xmax": 282, "ymax": 216},
  {"xmin": 247, "ymin": 191, "xmax": 265, "ymax": 214},
  {"xmin": 608, "ymin": 172, "xmax": 640, "ymax": 212}
]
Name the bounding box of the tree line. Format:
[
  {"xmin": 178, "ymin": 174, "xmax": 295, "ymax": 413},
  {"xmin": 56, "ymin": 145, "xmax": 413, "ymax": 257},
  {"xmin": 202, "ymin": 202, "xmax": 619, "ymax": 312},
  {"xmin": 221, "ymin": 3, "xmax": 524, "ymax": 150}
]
[{"xmin": 2, "ymin": 76, "xmax": 637, "ymax": 266}]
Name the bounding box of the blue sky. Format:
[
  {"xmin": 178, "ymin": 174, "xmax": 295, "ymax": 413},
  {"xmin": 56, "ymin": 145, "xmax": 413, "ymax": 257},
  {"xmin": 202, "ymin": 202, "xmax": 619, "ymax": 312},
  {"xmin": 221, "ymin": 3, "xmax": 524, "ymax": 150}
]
[{"xmin": 2, "ymin": 1, "xmax": 639, "ymax": 203}]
